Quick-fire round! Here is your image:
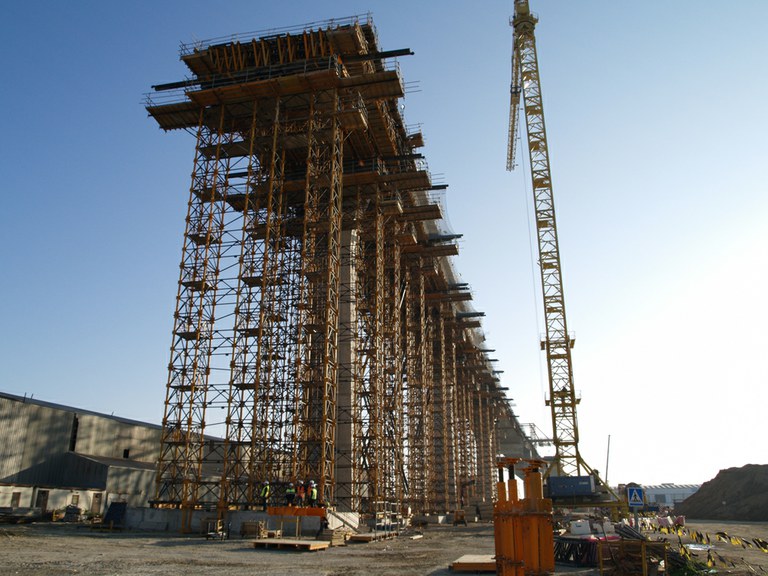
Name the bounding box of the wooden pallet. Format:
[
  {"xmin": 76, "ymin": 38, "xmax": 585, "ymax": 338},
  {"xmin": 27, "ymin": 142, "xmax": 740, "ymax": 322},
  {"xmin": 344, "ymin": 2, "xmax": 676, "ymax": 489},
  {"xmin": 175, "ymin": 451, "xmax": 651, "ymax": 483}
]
[
  {"xmin": 252, "ymin": 538, "xmax": 330, "ymax": 552},
  {"xmin": 450, "ymin": 554, "xmax": 496, "ymax": 572}
]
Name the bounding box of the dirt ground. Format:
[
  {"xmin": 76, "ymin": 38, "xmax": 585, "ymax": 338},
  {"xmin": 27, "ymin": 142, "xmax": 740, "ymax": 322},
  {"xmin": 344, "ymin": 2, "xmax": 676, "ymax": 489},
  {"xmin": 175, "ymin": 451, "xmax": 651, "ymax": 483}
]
[
  {"xmin": 0, "ymin": 521, "xmax": 597, "ymax": 576},
  {"xmin": 1, "ymin": 519, "xmax": 766, "ymax": 576}
]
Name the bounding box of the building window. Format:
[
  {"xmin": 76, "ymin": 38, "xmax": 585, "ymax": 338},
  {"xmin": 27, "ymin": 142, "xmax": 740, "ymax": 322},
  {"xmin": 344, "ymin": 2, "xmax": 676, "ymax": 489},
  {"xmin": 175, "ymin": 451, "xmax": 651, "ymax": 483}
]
[
  {"xmin": 11, "ymin": 492, "xmax": 21, "ymax": 508},
  {"xmin": 123, "ymin": 449, "xmax": 130, "ymax": 459},
  {"xmin": 71, "ymin": 494, "xmax": 79, "ymax": 506}
]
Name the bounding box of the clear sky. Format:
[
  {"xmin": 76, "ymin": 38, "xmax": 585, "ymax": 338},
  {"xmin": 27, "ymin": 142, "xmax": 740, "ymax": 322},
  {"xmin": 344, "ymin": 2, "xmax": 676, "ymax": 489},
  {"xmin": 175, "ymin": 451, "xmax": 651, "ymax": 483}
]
[{"xmin": 1, "ymin": 1, "xmax": 766, "ymax": 488}]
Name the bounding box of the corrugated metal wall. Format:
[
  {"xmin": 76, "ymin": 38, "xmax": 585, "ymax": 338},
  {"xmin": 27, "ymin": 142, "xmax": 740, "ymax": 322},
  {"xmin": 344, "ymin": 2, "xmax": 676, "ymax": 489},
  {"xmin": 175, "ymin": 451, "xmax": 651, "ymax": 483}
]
[
  {"xmin": 0, "ymin": 398, "xmax": 73, "ymax": 484},
  {"xmin": 0, "ymin": 398, "xmax": 30, "ymax": 479},
  {"xmin": 76, "ymin": 414, "xmax": 160, "ymax": 462},
  {"xmin": 106, "ymin": 466, "xmax": 156, "ymax": 508},
  {"xmin": 0, "ymin": 395, "xmax": 160, "ymax": 489}
]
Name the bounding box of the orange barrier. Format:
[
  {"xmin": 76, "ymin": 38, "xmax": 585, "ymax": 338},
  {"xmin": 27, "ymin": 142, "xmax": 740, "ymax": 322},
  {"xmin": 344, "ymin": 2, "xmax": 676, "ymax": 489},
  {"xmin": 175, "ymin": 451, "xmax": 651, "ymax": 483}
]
[{"xmin": 266, "ymin": 505, "xmax": 326, "ymax": 517}]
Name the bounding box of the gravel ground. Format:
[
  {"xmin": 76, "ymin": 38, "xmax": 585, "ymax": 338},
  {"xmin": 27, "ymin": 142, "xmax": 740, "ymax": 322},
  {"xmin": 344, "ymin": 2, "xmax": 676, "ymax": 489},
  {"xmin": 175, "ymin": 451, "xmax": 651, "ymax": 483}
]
[
  {"xmin": 1, "ymin": 522, "xmax": 504, "ymax": 576},
  {"xmin": 4, "ymin": 518, "xmax": 763, "ymax": 575},
  {"xmin": 0, "ymin": 521, "xmax": 603, "ymax": 576}
]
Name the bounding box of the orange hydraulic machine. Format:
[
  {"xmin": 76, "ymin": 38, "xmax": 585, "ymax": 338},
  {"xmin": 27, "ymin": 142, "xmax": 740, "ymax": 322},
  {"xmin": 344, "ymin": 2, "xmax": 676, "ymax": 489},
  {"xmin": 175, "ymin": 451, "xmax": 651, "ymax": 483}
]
[{"xmin": 494, "ymin": 458, "xmax": 555, "ymax": 576}]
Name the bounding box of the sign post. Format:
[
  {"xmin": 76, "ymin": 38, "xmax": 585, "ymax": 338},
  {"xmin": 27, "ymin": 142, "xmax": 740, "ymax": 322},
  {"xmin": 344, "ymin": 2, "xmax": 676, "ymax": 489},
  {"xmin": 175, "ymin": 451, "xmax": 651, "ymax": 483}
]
[{"xmin": 627, "ymin": 486, "xmax": 644, "ymax": 531}]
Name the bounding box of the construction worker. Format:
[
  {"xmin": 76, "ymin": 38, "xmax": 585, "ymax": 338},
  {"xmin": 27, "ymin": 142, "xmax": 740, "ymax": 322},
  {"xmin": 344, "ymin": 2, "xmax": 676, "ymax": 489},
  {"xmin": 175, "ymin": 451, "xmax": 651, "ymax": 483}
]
[
  {"xmin": 296, "ymin": 480, "xmax": 306, "ymax": 507},
  {"xmin": 285, "ymin": 482, "xmax": 296, "ymax": 506},
  {"xmin": 308, "ymin": 480, "xmax": 318, "ymax": 507},
  {"xmin": 260, "ymin": 481, "xmax": 270, "ymax": 511}
]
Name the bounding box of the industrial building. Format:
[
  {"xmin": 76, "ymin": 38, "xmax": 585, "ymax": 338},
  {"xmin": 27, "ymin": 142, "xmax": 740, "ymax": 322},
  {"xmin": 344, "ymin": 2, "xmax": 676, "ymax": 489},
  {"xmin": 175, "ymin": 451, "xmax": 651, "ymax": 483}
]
[
  {"xmin": 0, "ymin": 391, "xmax": 161, "ymax": 516},
  {"xmin": 643, "ymin": 484, "xmax": 700, "ymax": 509}
]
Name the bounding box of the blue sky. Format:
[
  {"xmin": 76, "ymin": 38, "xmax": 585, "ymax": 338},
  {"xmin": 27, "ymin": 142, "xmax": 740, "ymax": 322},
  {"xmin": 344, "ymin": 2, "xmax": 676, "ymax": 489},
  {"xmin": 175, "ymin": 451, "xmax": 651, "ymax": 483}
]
[{"xmin": 1, "ymin": 1, "xmax": 766, "ymax": 487}]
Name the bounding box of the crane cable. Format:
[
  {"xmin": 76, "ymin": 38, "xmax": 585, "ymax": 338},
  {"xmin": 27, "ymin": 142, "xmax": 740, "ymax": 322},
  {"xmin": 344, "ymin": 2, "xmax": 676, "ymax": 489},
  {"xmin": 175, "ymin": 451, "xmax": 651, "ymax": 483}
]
[{"xmin": 515, "ymin": 108, "xmax": 549, "ymax": 417}]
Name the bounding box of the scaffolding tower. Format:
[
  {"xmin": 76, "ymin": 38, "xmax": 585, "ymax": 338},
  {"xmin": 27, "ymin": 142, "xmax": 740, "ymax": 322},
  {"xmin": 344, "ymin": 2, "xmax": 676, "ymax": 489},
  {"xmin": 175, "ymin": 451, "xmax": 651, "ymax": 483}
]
[{"xmin": 146, "ymin": 15, "xmax": 524, "ymax": 529}]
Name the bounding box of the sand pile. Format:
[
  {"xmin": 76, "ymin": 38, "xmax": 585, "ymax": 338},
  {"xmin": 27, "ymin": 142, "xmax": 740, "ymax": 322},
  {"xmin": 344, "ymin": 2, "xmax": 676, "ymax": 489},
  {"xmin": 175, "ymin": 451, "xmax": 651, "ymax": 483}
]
[{"xmin": 674, "ymin": 464, "xmax": 768, "ymax": 521}]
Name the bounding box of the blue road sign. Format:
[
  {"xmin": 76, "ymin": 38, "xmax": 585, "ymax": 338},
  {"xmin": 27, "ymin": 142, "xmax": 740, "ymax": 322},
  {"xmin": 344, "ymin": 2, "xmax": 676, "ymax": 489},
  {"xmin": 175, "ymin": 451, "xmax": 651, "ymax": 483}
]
[{"xmin": 627, "ymin": 487, "xmax": 644, "ymax": 508}]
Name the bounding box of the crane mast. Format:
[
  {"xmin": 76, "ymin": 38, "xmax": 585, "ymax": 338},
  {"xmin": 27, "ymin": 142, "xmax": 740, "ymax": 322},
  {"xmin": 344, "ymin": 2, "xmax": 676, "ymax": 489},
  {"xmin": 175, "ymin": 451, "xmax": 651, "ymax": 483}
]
[{"xmin": 507, "ymin": 0, "xmax": 587, "ymax": 478}]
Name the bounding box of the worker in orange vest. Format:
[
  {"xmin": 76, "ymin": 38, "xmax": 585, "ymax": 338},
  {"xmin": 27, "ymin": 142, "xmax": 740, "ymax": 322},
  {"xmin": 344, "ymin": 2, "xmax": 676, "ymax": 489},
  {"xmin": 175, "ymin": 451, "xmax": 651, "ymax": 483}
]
[{"xmin": 296, "ymin": 480, "xmax": 306, "ymax": 507}]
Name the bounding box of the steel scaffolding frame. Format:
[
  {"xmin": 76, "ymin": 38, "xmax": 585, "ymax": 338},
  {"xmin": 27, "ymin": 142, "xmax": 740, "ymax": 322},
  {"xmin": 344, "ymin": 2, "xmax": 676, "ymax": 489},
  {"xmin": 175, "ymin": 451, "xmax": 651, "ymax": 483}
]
[
  {"xmin": 446, "ymin": 315, "xmax": 460, "ymax": 511},
  {"xmin": 294, "ymin": 88, "xmax": 344, "ymax": 505},
  {"xmin": 404, "ymin": 257, "xmax": 431, "ymax": 514},
  {"xmin": 156, "ymin": 107, "xmax": 234, "ymax": 528},
  {"xmin": 380, "ymin": 214, "xmax": 403, "ymax": 512},
  {"xmin": 146, "ymin": 15, "xmax": 526, "ymax": 525},
  {"xmin": 429, "ymin": 305, "xmax": 448, "ymax": 512}
]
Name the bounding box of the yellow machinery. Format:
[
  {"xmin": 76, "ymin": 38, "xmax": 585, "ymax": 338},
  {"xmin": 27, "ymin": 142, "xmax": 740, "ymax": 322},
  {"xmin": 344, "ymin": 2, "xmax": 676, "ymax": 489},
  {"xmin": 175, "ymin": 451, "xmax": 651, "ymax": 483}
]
[{"xmin": 494, "ymin": 458, "xmax": 555, "ymax": 575}]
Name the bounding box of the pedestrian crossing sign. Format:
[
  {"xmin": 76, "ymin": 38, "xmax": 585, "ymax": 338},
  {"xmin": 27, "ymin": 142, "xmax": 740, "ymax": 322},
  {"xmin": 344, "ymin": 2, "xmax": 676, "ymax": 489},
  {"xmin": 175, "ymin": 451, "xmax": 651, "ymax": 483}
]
[{"xmin": 627, "ymin": 487, "xmax": 644, "ymax": 507}]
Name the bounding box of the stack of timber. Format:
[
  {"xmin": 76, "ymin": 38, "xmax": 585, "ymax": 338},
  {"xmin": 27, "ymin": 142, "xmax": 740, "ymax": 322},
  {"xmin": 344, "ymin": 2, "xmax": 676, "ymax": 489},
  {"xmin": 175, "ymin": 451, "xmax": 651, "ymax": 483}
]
[
  {"xmin": 253, "ymin": 538, "xmax": 330, "ymax": 552},
  {"xmin": 317, "ymin": 527, "xmax": 353, "ymax": 546},
  {"xmin": 349, "ymin": 529, "xmax": 398, "ymax": 542}
]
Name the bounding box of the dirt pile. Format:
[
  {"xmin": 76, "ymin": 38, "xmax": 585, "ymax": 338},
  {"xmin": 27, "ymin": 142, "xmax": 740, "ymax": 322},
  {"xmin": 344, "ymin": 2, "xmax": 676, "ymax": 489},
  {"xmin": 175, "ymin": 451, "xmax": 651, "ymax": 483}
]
[{"xmin": 674, "ymin": 464, "xmax": 768, "ymax": 521}]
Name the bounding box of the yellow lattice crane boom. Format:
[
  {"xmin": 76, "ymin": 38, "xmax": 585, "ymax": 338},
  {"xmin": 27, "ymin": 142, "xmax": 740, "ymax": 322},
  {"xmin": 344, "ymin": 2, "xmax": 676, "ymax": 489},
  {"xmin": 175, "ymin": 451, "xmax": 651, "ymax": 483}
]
[{"xmin": 507, "ymin": 0, "xmax": 592, "ymax": 479}]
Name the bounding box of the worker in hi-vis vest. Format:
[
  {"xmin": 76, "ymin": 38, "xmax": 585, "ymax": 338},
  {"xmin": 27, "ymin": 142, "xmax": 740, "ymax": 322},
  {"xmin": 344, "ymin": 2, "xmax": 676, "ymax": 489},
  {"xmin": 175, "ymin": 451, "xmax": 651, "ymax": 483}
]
[
  {"xmin": 260, "ymin": 481, "xmax": 270, "ymax": 511},
  {"xmin": 285, "ymin": 483, "xmax": 296, "ymax": 506},
  {"xmin": 308, "ymin": 481, "xmax": 318, "ymax": 507}
]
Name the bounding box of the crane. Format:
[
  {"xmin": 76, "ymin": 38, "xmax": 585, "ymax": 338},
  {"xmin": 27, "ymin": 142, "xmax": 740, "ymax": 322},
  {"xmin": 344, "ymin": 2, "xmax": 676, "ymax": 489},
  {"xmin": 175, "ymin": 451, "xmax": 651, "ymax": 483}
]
[{"xmin": 506, "ymin": 0, "xmax": 593, "ymax": 481}]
